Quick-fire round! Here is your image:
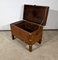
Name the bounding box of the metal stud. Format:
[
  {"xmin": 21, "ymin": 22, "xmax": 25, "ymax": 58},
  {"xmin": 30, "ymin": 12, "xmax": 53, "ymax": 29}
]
[{"xmin": 29, "ymin": 40, "xmax": 32, "ymax": 41}]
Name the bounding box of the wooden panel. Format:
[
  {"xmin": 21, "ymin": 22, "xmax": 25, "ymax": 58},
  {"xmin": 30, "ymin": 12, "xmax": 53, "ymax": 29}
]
[
  {"xmin": 23, "ymin": 5, "xmax": 49, "ymax": 25},
  {"xmin": 30, "ymin": 26, "xmax": 43, "ymax": 45},
  {"xmin": 11, "ymin": 25, "xmax": 30, "ymax": 43}
]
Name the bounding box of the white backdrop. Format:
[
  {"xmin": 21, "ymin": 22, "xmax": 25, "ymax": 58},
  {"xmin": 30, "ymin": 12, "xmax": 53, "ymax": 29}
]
[{"xmin": 0, "ymin": 0, "xmax": 58, "ymax": 30}]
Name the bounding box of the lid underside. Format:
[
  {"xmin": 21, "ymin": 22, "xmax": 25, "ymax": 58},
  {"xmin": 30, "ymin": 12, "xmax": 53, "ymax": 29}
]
[{"xmin": 23, "ymin": 5, "xmax": 49, "ymax": 26}]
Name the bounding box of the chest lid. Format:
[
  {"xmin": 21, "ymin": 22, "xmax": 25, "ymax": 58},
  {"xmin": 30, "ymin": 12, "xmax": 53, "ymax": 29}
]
[{"xmin": 23, "ymin": 5, "xmax": 49, "ymax": 26}]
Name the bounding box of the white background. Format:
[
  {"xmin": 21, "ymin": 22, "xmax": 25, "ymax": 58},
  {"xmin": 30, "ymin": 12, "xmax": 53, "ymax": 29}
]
[{"xmin": 0, "ymin": 0, "xmax": 58, "ymax": 30}]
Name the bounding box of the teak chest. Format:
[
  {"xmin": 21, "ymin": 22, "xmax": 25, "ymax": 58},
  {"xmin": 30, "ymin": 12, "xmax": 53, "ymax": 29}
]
[{"xmin": 10, "ymin": 5, "xmax": 49, "ymax": 52}]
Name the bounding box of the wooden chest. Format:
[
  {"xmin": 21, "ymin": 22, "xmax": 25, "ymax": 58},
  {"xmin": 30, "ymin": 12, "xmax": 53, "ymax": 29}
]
[{"xmin": 10, "ymin": 5, "xmax": 49, "ymax": 52}]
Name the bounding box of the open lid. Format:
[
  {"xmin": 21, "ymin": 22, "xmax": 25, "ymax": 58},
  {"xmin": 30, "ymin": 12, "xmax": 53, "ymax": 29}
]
[{"xmin": 23, "ymin": 5, "xmax": 49, "ymax": 26}]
